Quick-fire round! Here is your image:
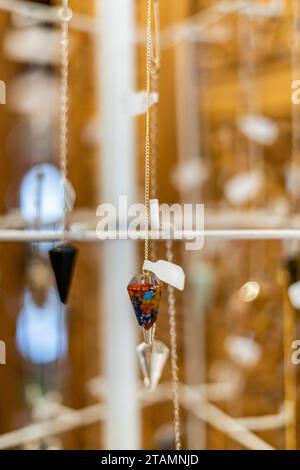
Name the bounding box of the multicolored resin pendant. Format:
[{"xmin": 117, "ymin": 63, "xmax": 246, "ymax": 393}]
[
  {"xmin": 128, "ymin": 270, "xmax": 168, "ymax": 391},
  {"xmin": 127, "ymin": 272, "xmax": 162, "ymax": 331},
  {"xmin": 49, "ymin": 244, "xmax": 78, "ymax": 304}
]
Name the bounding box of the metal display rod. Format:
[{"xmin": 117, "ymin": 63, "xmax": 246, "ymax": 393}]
[
  {"xmin": 0, "ymin": 0, "xmax": 269, "ymax": 41},
  {"xmin": 0, "ymin": 229, "xmax": 299, "ymax": 242},
  {"xmin": 0, "ymin": 0, "xmax": 98, "ymax": 33}
]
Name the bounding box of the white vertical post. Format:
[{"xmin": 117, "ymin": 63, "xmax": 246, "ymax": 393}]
[{"xmin": 97, "ymin": 0, "xmax": 140, "ymax": 449}]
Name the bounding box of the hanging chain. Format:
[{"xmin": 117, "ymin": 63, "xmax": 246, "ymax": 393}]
[
  {"xmin": 166, "ymin": 238, "xmax": 181, "ymax": 450},
  {"xmin": 146, "ymin": 1, "xmax": 181, "ymax": 448},
  {"xmin": 58, "ymin": 0, "xmax": 72, "ymax": 243},
  {"xmin": 150, "ymin": 0, "xmax": 160, "ymax": 202},
  {"xmin": 144, "ymin": 0, "xmax": 153, "ymax": 261},
  {"xmin": 150, "ymin": 0, "xmax": 161, "ymax": 261}
]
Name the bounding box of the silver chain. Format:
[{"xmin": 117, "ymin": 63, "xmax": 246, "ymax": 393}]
[
  {"xmin": 144, "ymin": 0, "xmax": 152, "ymax": 262},
  {"xmin": 150, "ymin": 0, "xmax": 160, "ymax": 261},
  {"xmin": 146, "ymin": 0, "xmax": 181, "ymax": 449},
  {"xmin": 166, "ymin": 239, "xmax": 182, "ymax": 450},
  {"xmin": 58, "ymin": 1, "xmax": 72, "ymax": 243}
]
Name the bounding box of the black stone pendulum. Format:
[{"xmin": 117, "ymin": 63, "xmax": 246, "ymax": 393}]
[
  {"xmin": 49, "ymin": 244, "xmax": 78, "ymax": 304},
  {"xmin": 49, "ymin": 2, "xmax": 78, "ymax": 305}
]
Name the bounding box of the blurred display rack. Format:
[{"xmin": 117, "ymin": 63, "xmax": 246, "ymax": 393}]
[
  {"xmin": 0, "ymin": 379, "xmax": 284, "ymax": 450},
  {"xmin": 0, "ymin": 0, "xmax": 290, "ymax": 451}
]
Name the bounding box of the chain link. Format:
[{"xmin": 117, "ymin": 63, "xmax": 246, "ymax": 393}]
[
  {"xmin": 144, "ymin": 0, "xmax": 153, "ymax": 261},
  {"xmin": 150, "ymin": 0, "xmax": 160, "ymax": 261},
  {"xmin": 166, "ymin": 239, "xmax": 182, "ymax": 450},
  {"xmin": 58, "ymin": 1, "xmax": 72, "ymax": 243}
]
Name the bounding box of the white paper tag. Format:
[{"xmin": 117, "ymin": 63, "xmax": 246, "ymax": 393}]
[
  {"xmin": 143, "ymin": 259, "xmax": 185, "ymax": 291},
  {"xmin": 126, "ymin": 91, "xmax": 159, "ymax": 116}
]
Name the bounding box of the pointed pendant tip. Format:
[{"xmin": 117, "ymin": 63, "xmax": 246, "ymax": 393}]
[
  {"xmin": 49, "ymin": 243, "xmax": 78, "ymax": 304},
  {"xmin": 137, "ymin": 339, "xmax": 169, "ymax": 392}
]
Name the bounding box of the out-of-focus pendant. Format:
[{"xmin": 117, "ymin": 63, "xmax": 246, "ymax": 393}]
[{"xmin": 127, "ymin": 271, "xmax": 162, "ymax": 331}]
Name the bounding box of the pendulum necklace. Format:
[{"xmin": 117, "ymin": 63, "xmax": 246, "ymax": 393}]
[
  {"xmin": 128, "ymin": 0, "xmax": 161, "ymax": 344},
  {"xmin": 150, "ymin": 0, "xmax": 160, "ymax": 262},
  {"xmin": 49, "ymin": 0, "xmax": 78, "ymax": 304},
  {"xmin": 127, "ymin": 7, "xmax": 184, "ymax": 451},
  {"xmin": 127, "ymin": 0, "xmax": 168, "ymax": 388}
]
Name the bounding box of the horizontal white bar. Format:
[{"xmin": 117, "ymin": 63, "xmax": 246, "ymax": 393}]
[
  {"xmin": 0, "ymin": 0, "xmax": 249, "ymax": 39},
  {"xmin": 235, "ymin": 411, "xmax": 287, "ymax": 431},
  {"xmin": 0, "ymin": 0, "xmax": 99, "ymax": 34},
  {"xmin": 0, "ymin": 229, "xmax": 299, "ymax": 242},
  {"xmin": 89, "ymin": 378, "xmax": 238, "ymax": 405}
]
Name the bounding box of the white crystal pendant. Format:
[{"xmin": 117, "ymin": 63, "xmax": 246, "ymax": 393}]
[{"xmin": 137, "ymin": 340, "xmax": 169, "ymax": 391}]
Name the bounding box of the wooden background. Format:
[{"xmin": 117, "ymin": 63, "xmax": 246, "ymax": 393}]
[{"xmin": 0, "ymin": 0, "xmax": 298, "ymax": 450}]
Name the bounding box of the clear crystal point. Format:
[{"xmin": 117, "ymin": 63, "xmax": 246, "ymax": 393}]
[
  {"xmin": 137, "ymin": 342, "xmax": 152, "ymax": 390},
  {"xmin": 150, "ymin": 340, "xmax": 170, "ymax": 391},
  {"xmin": 137, "ymin": 340, "xmax": 170, "ymax": 392}
]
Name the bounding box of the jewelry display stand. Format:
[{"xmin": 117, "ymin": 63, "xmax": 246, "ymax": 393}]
[{"xmin": 0, "ymin": 0, "xmax": 297, "ymax": 452}]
